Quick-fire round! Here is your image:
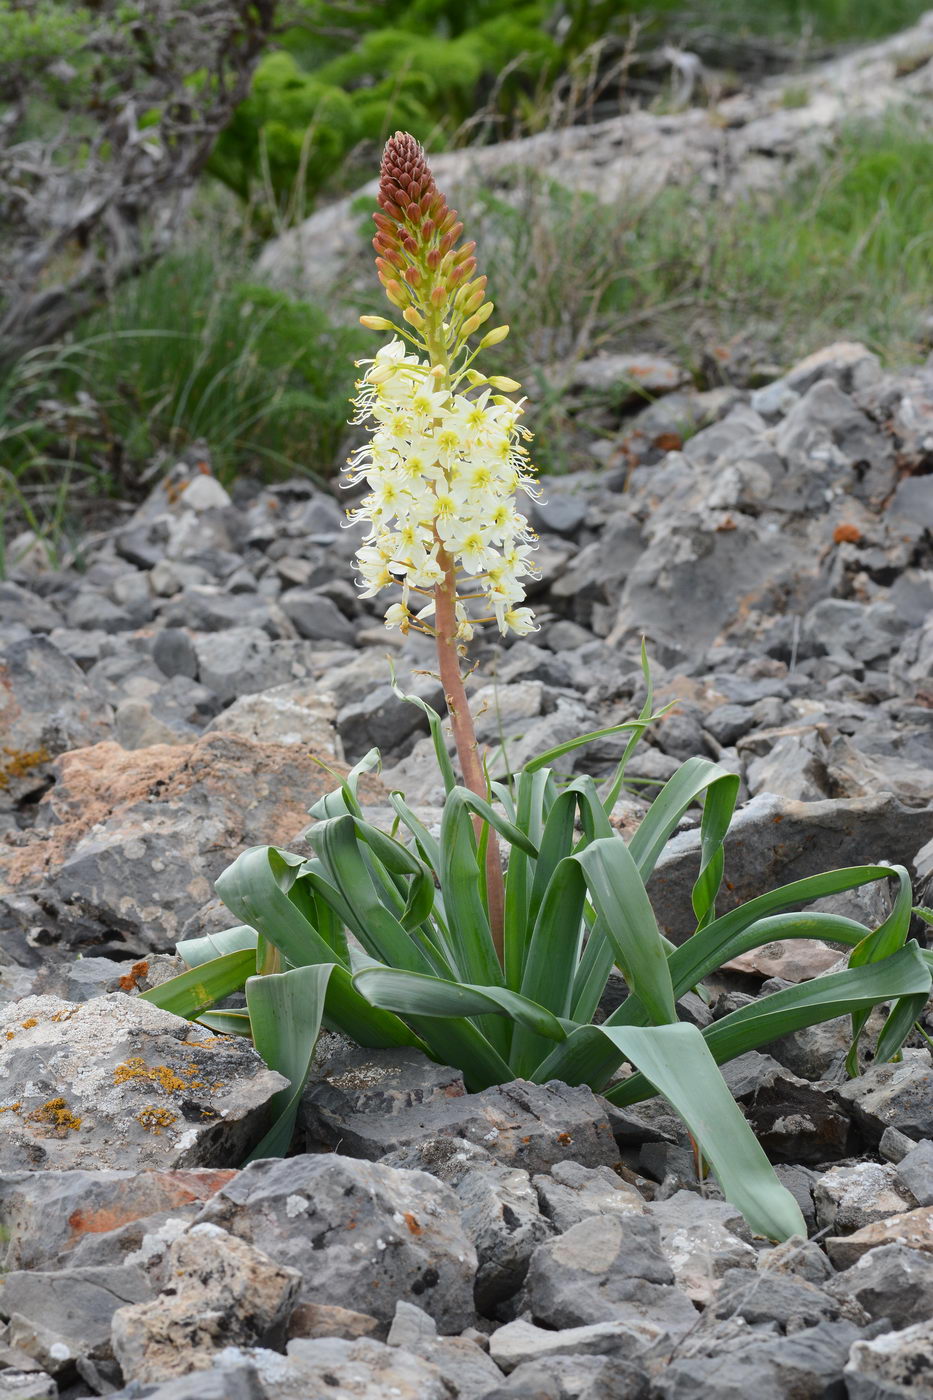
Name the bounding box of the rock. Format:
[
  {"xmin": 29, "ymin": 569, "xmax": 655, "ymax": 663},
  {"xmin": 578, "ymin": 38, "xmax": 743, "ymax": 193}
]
[
  {"xmin": 522, "ymin": 1213, "xmax": 698, "ymax": 1340},
  {"xmin": 488, "ymin": 1317, "xmax": 657, "ymax": 1373},
  {"xmin": 192, "ymin": 629, "xmax": 316, "ymax": 705},
  {"xmin": 0, "ymin": 636, "xmax": 113, "ymax": 810},
  {"xmin": 834, "ymin": 1052, "xmax": 933, "ymax": 1144},
  {"xmin": 528, "ymin": 491, "xmax": 588, "ymax": 537},
  {"xmin": 815, "ymin": 1163, "xmax": 917, "ymax": 1236},
  {"xmin": 1, "ymin": 732, "xmax": 380, "ymax": 955},
  {"xmin": 784, "ymin": 341, "xmax": 882, "ymax": 397},
  {"xmin": 844, "ymin": 1317, "xmax": 933, "ymax": 1399},
  {"xmin": 195, "ymin": 1153, "xmax": 477, "ymax": 1331},
  {"xmin": 152, "ymin": 628, "xmax": 200, "ymax": 680},
  {"xmin": 745, "ymin": 731, "xmax": 832, "ymax": 803},
  {"xmin": 206, "ymin": 682, "xmax": 340, "ymax": 759},
  {"xmin": 282, "ymin": 1336, "xmax": 450, "ymax": 1399},
  {"xmin": 455, "ymin": 1163, "xmax": 554, "ymax": 1313},
  {"xmin": 0, "ymin": 994, "xmax": 286, "ymax": 1170},
  {"xmin": 337, "ymin": 677, "xmax": 445, "ymax": 760},
  {"xmin": 532, "ymin": 1160, "xmax": 648, "ymax": 1233},
  {"xmin": 0, "ymin": 1166, "xmax": 237, "ymax": 1270},
  {"xmin": 492, "ymin": 1351, "xmax": 650, "ymax": 1399},
  {"xmin": 653, "ymin": 1319, "xmax": 865, "ymax": 1399},
  {"xmin": 0, "ymin": 1373, "xmax": 57, "ymax": 1400},
  {"xmin": 649, "ymin": 1192, "xmax": 757, "ymax": 1306},
  {"xmin": 1, "ymin": 1262, "xmax": 150, "ymax": 1373},
  {"xmin": 895, "ymin": 1139, "xmax": 933, "ymax": 1207},
  {"xmin": 107, "ymin": 1362, "xmax": 265, "ymax": 1399},
  {"xmin": 774, "ymin": 380, "xmax": 894, "ymax": 506},
  {"xmin": 880, "ymin": 1126, "xmax": 917, "ymax": 1166},
  {"xmin": 287, "ymin": 1300, "xmax": 381, "ymax": 1342},
  {"xmin": 826, "ymin": 1243, "xmax": 933, "ymax": 1330},
  {"xmin": 111, "ymin": 1224, "xmax": 301, "ymax": 1384},
  {"xmin": 726, "ymin": 1060, "xmax": 851, "ymax": 1164},
  {"xmin": 825, "ymin": 1206, "xmax": 933, "ymax": 1269},
  {"xmin": 758, "ymin": 1234, "xmax": 835, "ymax": 1286},
  {"xmin": 386, "ymin": 1302, "xmax": 504, "ymax": 1398},
  {"xmin": 711, "ymin": 1267, "xmax": 865, "ymax": 1332},
  {"xmin": 647, "ymin": 792, "xmax": 933, "ymax": 942},
  {"xmin": 279, "ymin": 588, "xmax": 357, "ymax": 644},
  {"xmin": 303, "ymin": 1070, "xmax": 619, "ymax": 1174}
]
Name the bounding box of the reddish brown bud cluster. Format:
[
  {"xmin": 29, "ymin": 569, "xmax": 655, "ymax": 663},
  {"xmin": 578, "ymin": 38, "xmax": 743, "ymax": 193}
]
[{"xmin": 372, "ymin": 132, "xmax": 482, "ymax": 323}]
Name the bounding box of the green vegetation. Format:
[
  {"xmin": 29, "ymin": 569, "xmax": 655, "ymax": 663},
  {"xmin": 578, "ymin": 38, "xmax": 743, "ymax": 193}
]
[{"xmin": 145, "ymin": 661, "xmax": 932, "ymax": 1239}]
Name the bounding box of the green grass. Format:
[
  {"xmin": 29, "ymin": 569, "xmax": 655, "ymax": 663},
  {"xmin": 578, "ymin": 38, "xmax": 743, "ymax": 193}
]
[
  {"xmin": 477, "ymin": 115, "xmax": 933, "ymax": 470},
  {"xmin": 0, "ymin": 243, "xmax": 368, "ymax": 561},
  {"xmin": 694, "ymin": 0, "xmax": 933, "ymax": 44}
]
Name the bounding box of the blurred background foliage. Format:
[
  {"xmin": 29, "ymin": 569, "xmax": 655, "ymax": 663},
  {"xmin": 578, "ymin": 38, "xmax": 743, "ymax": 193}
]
[{"xmin": 1, "ymin": 0, "xmax": 932, "ymax": 552}]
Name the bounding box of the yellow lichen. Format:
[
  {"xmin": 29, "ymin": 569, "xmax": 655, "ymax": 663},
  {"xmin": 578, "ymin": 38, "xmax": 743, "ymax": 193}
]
[
  {"xmin": 20, "ymin": 1018, "xmax": 37, "ymax": 1029},
  {"xmin": 113, "ymin": 1057, "xmax": 188, "ymax": 1094},
  {"xmin": 50, "ymin": 1009, "xmax": 76, "ymax": 1022},
  {"xmin": 4, "ymin": 1031, "xmax": 14, "ymax": 1041},
  {"xmin": 26, "ymin": 1097, "xmax": 82, "ymax": 1133},
  {"xmin": 135, "ymin": 1106, "xmax": 179, "ymax": 1134},
  {"xmin": 0, "ymin": 745, "xmax": 51, "ymax": 792},
  {"xmin": 0, "ymin": 1102, "xmax": 22, "ymax": 1114}
]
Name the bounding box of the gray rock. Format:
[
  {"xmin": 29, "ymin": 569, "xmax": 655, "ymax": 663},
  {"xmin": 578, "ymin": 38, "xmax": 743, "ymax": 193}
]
[
  {"xmin": 0, "ymin": 994, "xmax": 286, "ymax": 1171},
  {"xmin": 533, "ymin": 1160, "xmax": 648, "ymax": 1234},
  {"xmin": 282, "ymin": 1336, "xmax": 450, "ymax": 1399},
  {"xmin": 895, "ymin": 1139, "xmax": 933, "ymax": 1206},
  {"xmin": 107, "ymin": 1365, "xmax": 267, "ymax": 1400},
  {"xmin": 834, "ymin": 1052, "xmax": 933, "ymax": 1144},
  {"xmin": 844, "ymin": 1317, "xmax": 933, "ymax": 1399},
  {"xmin": 774, "ymin": 379, "xmax": 893, "ymax": 505},
  {"xmin": 337, "ymin": 678, "xmax": 444, "ymax": 760},
  {"xmin": 456, "ymin": 1163, "xmax": 554, "ymax": 1313},
  {"xmin": 745, "ymin": 730, "xmax": 832, "ymax": 803},
  {"xmin": 492, "ymin": 1351, "xmax": 649, "ymax": 1399},
  {"xmin": 192, "ymin": 629, "xmax": 315, "ymax": 704},
  {"xmin": 0, "ymin": 1372, "xmax": 57, "ymax": 1399},
  {"xmin": 195, "ymin": 1153, "xmax": 477, "ymax": 1331},
  {"xmin": 815, "ymin": 1163, "xmax": 917, "ymax": 1235},
  {"xmin": 279, "ymin": 588, "xmax": 357, "ymax": 644},
  {"xmin": 1, "ymin": 1262, "xmax": 150, "ymax": 1372},
  {"xmin": 711, "ymin": 1266, "xmax": 865, "ymax": 1332},
  {"xmin": 522, "ymin": 1213, "xmax": 698, "ymax": 1339},
  {"xmin": 206, "ymin": 682, "xmax": 340, "ymax": 759},
  {"xmin": 653, "ymin": 1319, "xmax": 864, "ymax": 1399},
  {"xmin": 488, "ymin": 1317, "xmax": 657, "ymax": 1374},
  {"xmin": 529, "ymin": 492, "xmax": 588, "ymax": 537},
  {"xmin": 648, "ymin": 1192, "xmax": 756, "ymax": 1306},
  {"xmin": 648, "ymin": 792, "xmax": 933, "ymax": 943},
  {"xmin": 758, "ymin": 1235, "xmax": 835, "ymax": 1285},
  {"xmin": 704, "ymin": 703, "xmax": 759, "ymax": 746},
  {"xmin": 0, "ymin": 582, "xmax": 61, "ymax": 632},
  {"xmin": 0, "ymin": 635, "xmax": 113, "ymax": 809},
  {"xmin": 303, "ymin": 1070, "xmax": 619, "ymax": 1174},
  {"xmin": 880, "ymin": 1126, "xmax": 917, "ymax": 1165},
  {"xmin": 826, "ymin": 1243, "xmax": 933, "ymax": 1329},
  {"xmin": 152, "ymin": 628, "xmax": 199, "ymax": 680},
  {"xmin": 386, "ymin": 1302, "xmax": 503, "ymax": 1398},
  {"xmin": 111, "ymin": 1224, "xmax": 301, "ymax": 1385}
]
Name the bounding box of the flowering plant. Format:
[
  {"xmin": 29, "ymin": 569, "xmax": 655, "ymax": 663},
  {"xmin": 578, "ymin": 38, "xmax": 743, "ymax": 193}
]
[{"xmin": 145, "ymin": 135, "xmax": 932, "ymax": 1243}]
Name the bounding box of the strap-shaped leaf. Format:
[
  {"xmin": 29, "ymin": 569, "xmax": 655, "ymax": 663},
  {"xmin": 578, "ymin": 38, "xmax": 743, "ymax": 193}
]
[
  {"xmin": 307, "ymin": 747, "xmax": 380, "ymax": 821},
  {"xmin": 244, "ymin": 963, "xmax": 334, "ymax": 1162},
  {"xmin": 573, "ymin": 837, "xmax": 677, "ymax": 1026},
  {"xmin": 846, "ymin": 865, "xmax": 913, "ymax": 1075},
  {"xmin": 628, "ymin": 756, "xmax": 738, "ymax": 884},
  {"xmin": 216, "ymin": 844, "xmax": 417, "ymax": 1049},
  {"xmin": 176, "ymin": 925, "xmax": 258, "ymax": 969},
  {"xmin": 692, "ymin": 768, "xmax": 740, "ymax": 929},
  {"xmin": 511, "ymin": 856, "xmax": 590, "ymax": 1078},
  {"xmin": 608, "ymin": 943, "xmax": 932, "ymax": 1106},
  {"xmin": 140, "ymin": 947, "xmax": 256, "ymax": 1019},
  {"xmin": 353, "ymin": 965, "xmax": 569, "ymax": 1042},
  {"xmin": 503, "ymin": 767, "xmax": 555, "ymax": 988},
  {"xmin": 600, "ymin": 1023, "xmax": 806, "ymax": 1241},
  {"xmin": 389, "ymin": 665, "xmax": 458, "ymax": 795}
]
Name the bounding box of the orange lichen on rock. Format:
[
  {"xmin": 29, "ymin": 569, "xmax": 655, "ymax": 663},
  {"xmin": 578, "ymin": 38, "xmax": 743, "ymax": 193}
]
[
  {"xmin": 118, "ymin": 960, "xmax": 150, "ymax": 992},
  {"xmin": 20, "ymin": 1018, "xmax": 38, "ymax": 1028},
  {"xmin": 113, "ymin": 1057, "xmax": 189, "ymax": 1094},
  {"xmin": 135, "ymin": 1106, "xmax": 179, "ymax": 1134},
  {"xmin": 27, "ymin": 1097, "xmax": 82, "ymax": 1133},
  {"xmin": 834, "ymin": 523, "xmax": 862, "ymax": 544},
  {"xmin": 0, "ymin": 745, "xmax": 51, "ymax": 791}
]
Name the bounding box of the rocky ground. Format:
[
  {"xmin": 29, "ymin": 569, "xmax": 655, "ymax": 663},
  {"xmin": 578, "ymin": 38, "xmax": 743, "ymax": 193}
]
[{"xmin": 1, "ymin": 329, "xmax": 932, "ymax": 1398}]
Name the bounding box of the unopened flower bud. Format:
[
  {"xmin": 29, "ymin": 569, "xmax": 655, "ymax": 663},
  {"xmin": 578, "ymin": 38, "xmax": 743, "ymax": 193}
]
[
  {"xmin": 473, "ymin": 301, "xmax": 494, "ymax": 326},
  {"xmin": 480, "ymin": 324, "xmax": 510, "ymax": 348},
  {"xmin": 461, "ymin": 313, "xmax": 482, "ymax": 338},
  {"xmin": 488, "ymin": 376, "xmax": 521, "ymax": 391},
  {"xmin": 384, "ymin": 279, "xmax": 409, "ymax": 309},
  {"xmin": 359, "ymin": 315, "xmax": 395, "ymax": 330},
  {"xmin": 402, "ymin": 306, "xmax": 425, "ymax": 328}
]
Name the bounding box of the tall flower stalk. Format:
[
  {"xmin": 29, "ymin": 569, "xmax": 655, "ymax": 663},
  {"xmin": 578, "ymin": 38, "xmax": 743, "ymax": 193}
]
[{"xmin": 345, "ymin": 132, "xmax": 540, "ymax": 961}]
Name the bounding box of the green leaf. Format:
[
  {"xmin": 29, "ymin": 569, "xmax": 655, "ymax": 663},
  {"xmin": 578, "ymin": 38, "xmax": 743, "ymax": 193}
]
[
  {"xmin": 139, "ymin": 948, "xmax": 256, "ymax": 1018},
  {"xmin": 388, "ymin": 664, "xmax": 457, "ymax": 795},
  {"xmin": 176, "ymin": 925, "xmax": 258, "ymax": 969},
  {"xmin": 244, "ymin": 963, "xmax": 334, "ymax": 1162},
  {"xmin": 601, "ymin": 1023, "xmax": 806, "ymax": 1241},
  {"xmin": 307, "ymin": 747, "xmax": 380, "ymax": 820},
  {"xmin": 574, "ymin": 837, "xmax": 677, "ymax": 1026},
  {"xmin": 627, "ymin": 757, "xmax": 738, "ymax": 884},
  {"xmin": 846, "ymin": 866, "xmax": 913, "ymax": 1075},
  {"xmin": 196, "ymin": 1010, "xmax": 253, "ymax": 1037},
  {"xmin": 353, "ymin": 965, "xmax": 569, "ymax": 1041}
]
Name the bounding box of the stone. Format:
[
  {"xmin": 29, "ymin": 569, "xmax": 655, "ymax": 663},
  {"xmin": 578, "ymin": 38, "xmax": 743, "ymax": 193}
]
[
  {"xmin": 880, "ymin": 1126, "xmax": 917, "ymax": 1165},
  {"xmin": 745, "ymin": 730, "xmax": 831, "ymax": 803},
  {"xmin": 825, "ymin": 1206, "xmax": 933, "ymax": 1269},
  {"xmin": 647, "ymin": 792, "xmax": 933, "ymax": 942},
  {"xmin": 815, "ymin": 1163, "xmax": 917, "ymax": 1235},
  {"xmin": 195, "ymin": 1153, "xmax": 477, "ymax": 1331},
  {"xmin": 844, "ymin": 1317, "xmax": 933, "ymax": 1399},
  {"xmin": 895, "ymin": 1139, "xmax": 933, "ymax": 1206},
  {"xmin": 826, "ymin": 1243, "xmax": 933, "ymax": 1329},
  {"xmin": 303, "ymin": 1071, "xmax": 619, "ymax": 1174},
  {"xmin": 488, "ymin": 1317, "xmax": 658, "ymax": 1374},
  {"xmin": 279, "ymin": 588, "xmax": 357, "ymax": 644},
  {"xmin": 0, "ymin": 635, "xmax": 113, "ymax": 809},
  {"xmin": 711, "ymin": 1267, "xmax": 865, "ymax": 1332},
  {"xmin": 152, "ymin": 628, "xmax": 200, "ymax": 680},
  {"xmin": 111, "ymin": 1224, "xmax": 301, "ymax": 1385},
  {"xmin": 492, "ymin": 1351, "xmax": 649, "ymax": 1399},
  {"xmin": 522, "ymin": 1214, "xmax": 698, "ymax": 1339},
  {"xmin": 287, "ymin": 1301, "xmax": 382, "ymax": 1342},
  {"xmin": 281, "ymin": 1336, "xmax": 450, "ymax": 1400},
  {"xmin": 386, "ymin": 1302, "xmax": 504, "ymax": 1398},
  {"xmin": 649, "ymin": 1192, "xmax": 757, "ymax": 1306},
  {"xmin": 0, "ymin": 1166, "xmax": 237, "ymax": 1270},
  {"xmin": 337, "ymin": 678, "xmax": 445, "ymax": 760},
  {"xmin": 0, "ymin": 994, "xmax": 286, "ymax": 1170},
  {"xmin": 455, "ymin": 1163, "xmax": 555, "ymax": 1313},
  {"xmin": 1, "ymin": 1263, "xmax": 150, "ymax": 1373},
  {"xmin": 192, "ymin": 629, "xmax": 316, "ymax": 705},
  {"xmin": 529, "ymin": 491, "xmax": 588, "ymax": 537},
  {"xmin": 532, "ymin": 1160, "xmax": 648, "ymax": 1234},
  {"xmin": 206, "ymin": 682, "xmax": 340, "ymax": 759},
  {"xmin": 653, "ymin": 1319, "xmax": 865, "ymax": 1399},
  {"xmin": 0, "ymin": 1373, "xmax": 57, "ymax": 1400},
  {"xmin": 834, "ymin": 1052, "xmax": 933, "ymax": 1144},
  {"xmin": 726, "ymin": 1060, "xmax": 851, "ymax": 1164},
  {"xmin": 758, "ymin": 1235, "xmax": 835, "ymax": 1286},
  {"xmin": 565, "ymin": 352, "xmax": 687, "ymax": 402},
  {"xmin": 1, "ymin": 732, "xmax": 380, "ymax": 955},
  {"xmin": 107, "ymin": 1363, "xmax": 266, "ymax": 1399}
]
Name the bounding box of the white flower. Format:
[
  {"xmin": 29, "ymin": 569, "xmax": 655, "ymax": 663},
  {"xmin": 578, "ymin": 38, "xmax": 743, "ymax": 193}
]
[{"xmin": 344, "ymin": 340, "xmax": 539, "ymax": 639}]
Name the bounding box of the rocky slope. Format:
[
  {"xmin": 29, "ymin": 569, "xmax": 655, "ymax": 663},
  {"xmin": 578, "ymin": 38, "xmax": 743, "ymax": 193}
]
[{"xmin": 2, "ymin": 341, "xmax": 933, "ymax": 1396}]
